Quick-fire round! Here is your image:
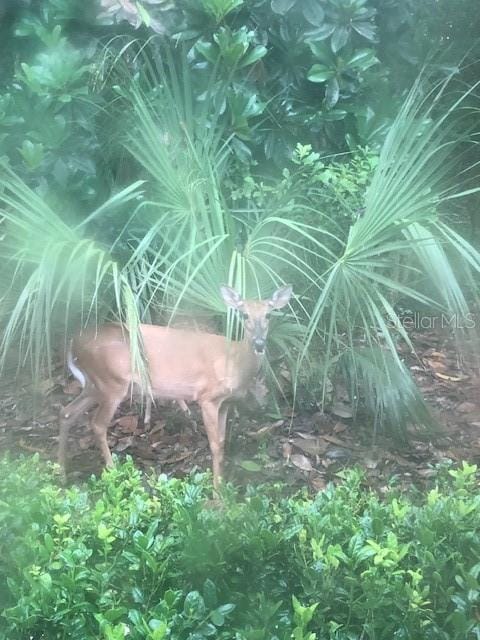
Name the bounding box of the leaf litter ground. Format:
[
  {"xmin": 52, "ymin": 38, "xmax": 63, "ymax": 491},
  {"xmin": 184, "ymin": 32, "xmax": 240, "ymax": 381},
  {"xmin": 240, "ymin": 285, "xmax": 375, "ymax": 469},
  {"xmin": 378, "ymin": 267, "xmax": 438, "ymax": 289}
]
[{"xmin": 1, "ymin": 327, "xmax": 479, "ymax": 493}]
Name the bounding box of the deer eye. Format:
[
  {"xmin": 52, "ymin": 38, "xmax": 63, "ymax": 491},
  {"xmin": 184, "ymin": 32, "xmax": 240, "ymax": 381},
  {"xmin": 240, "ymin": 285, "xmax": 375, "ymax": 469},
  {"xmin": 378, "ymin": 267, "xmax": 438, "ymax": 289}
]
[
  {"xmin": 242, "ymin": 312, "xmax": 249, "ymax": 320},
  {"xmin": 265, "ymin": 312, "xmax": 272, "ymax": 320}
]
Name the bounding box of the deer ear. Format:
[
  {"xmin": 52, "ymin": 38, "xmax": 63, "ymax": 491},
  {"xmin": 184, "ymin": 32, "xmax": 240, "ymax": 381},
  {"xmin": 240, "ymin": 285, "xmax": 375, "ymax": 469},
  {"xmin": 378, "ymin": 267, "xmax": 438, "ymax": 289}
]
[
  {"xmin": 268, "ymin": 285, "xmax": 292, "ymax": 310},
  {"xmin": 220, "ymin": 285, "xmax": 244, "ymax": 310}
]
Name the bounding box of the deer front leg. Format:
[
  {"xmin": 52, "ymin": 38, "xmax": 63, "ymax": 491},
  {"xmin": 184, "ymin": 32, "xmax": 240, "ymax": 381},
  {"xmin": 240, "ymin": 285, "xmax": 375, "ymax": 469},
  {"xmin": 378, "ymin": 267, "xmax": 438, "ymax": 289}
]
[
  {"xmin": 90, "ymin": 393, "xmax": 124, "ymax": 468},
  {"xmin": 217, "ymin": 403, "xmax": 228, "ymax": 475},
  {"xmin": 178, "ymin": 400, "xmax": 190, "ymax": 414},
  {"xmin": 143, "ymin": 398, "xmax": 189, "ymax": 430},
  {"xmin": 200, "ymin": 400, "xmax": 228, "ymax": 489}
]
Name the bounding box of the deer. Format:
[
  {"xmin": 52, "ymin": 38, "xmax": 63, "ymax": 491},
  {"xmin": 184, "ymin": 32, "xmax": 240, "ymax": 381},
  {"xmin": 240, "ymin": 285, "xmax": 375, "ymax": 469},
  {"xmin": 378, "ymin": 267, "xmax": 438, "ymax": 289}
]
[{"xmin": 58, "ymin": 285, "xmax": 292, "ymax": 488}]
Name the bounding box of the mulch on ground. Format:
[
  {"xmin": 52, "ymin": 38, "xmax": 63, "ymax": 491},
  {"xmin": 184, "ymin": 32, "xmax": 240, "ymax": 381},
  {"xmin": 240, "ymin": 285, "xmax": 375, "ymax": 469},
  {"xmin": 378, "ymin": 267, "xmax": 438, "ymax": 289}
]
[{"xmin": 1, "ymin": 327, "xmax": 479, "ymax": 492}]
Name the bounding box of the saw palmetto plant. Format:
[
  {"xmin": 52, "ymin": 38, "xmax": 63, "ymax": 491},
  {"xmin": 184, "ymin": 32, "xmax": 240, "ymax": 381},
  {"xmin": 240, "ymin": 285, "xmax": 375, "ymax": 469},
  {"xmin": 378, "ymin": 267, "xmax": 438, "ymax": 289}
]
[{"xmin": 1, "ymin": 44, "xmax": 479, "ymax": 437}]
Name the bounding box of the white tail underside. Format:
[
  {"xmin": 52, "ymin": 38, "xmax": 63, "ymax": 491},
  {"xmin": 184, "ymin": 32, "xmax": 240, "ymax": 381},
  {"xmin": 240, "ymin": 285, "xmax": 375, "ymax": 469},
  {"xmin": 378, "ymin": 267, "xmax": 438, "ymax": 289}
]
[{"xmin": 67, "ymin": 346, "xmax": 86, "ymax": 388}]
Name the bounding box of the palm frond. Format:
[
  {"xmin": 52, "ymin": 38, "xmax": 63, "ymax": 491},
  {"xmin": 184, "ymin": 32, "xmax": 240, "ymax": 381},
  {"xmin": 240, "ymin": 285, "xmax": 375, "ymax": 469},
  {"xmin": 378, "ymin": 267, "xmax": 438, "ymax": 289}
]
[
  {"xmin": 341, "ymin": 346, "xmax": 436, "ymax": 440},
  {"xmin": 0, "ymin": 166, "xmax": 144, "ymax": 376}
]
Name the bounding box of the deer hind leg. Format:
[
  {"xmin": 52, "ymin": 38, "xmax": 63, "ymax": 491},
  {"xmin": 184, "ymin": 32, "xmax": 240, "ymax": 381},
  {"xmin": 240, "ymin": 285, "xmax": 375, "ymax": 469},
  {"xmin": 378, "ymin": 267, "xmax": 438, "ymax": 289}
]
[
  {"xmin": 90, "ymin": 387, "xmax": 126, "ymax": 468},
  {"xmin": 144, "ymin": 396, "xmax": 152, "ymax": 429},
  {"xmin": 200, "ymin": 400, "xmax": 228, "ymax": 489},
  {"xmin": 58, "ymin": 389, "xmax": 98, "ymax": 479},
  {"xmin": 144, "ymin": 398, "xmax": 190, "ymax": 431}
]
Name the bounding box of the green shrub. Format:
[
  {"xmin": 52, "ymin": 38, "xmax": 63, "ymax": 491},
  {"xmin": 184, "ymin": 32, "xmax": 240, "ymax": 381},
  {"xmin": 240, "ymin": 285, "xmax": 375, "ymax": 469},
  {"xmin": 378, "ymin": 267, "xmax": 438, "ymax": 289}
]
[
  {"xmin": 228, "ymin": 144, "xmax": 378, "ymax": 244},
  {"xmin": 1, "ymin": 455, "xmax": 479, "ymax": 639}
]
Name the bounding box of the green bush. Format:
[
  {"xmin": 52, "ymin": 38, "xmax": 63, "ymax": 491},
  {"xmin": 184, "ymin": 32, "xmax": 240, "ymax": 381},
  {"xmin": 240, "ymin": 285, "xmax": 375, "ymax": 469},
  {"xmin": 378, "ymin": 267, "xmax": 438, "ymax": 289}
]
[
  {"xmin": 1, "ymin": 455, "xmax": 479, "ymax": 639},
  {"xmin": 0, "ymin": 11, "xmax": 105, "ymax": 209},
  {"xmin": 229, "ymin": 144, "xmax": 378, "ymax": 232}
]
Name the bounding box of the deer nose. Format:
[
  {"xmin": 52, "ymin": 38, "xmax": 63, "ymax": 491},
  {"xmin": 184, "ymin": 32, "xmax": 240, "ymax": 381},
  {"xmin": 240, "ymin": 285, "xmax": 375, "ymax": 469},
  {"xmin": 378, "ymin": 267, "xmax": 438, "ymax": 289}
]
[{"xmin": 253, "ymin": 338, "xmax": 266, "ymax": 354}]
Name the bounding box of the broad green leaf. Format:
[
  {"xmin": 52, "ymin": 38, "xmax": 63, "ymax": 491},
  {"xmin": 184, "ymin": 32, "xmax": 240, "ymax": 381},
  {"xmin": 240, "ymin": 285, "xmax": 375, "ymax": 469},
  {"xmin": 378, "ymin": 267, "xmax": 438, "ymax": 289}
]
[
  {"xmin": 238, "ymin": 45, "xmax": 268, "ymax": 68},
  {"xmin": 217, "ymin": 603, "xmax": 236, "ymax": 615},
  {"xmin": 210, "ymin": 610, "xmax": 225, "ymax": 626},
  {"xmin": 39, "ymin": 573, "xmax": 52, "ymax": 590},
  {"xmin": 239, "ymin": 460, "xmax": 262, "ymax": 472},
  {"xmin": 203, "ymin": 579, "xmax": 218, "ymax": 609},
  {"xmin": 136, "ymin": 3, "xmax": 151, "ymax": 27},
  {"xmin": 308, "ymin": 39, "xmax": 335, "ymax": 62},
  {"xmin": 331, "ymin": 26, "xmax": 350, "ymax": 53},
  {"xmin": 183, "ymin": 591, "xmax": 206, "ymax": 619},
  {"xmin": 352, "ymin": 21, "xmax": 377, "ymax": 40},
  {"xmin": 321, "ymin": 108, "xmax": 347, "ymax": 121},
  {"xmin": 347, "ymin": 49, "xmax": 379, "ymax": 71},
  {"xmin": 324, "ymin": 77, "xmax": 340, "ymax": 108},
  {"xmin": 306, "ymin": 24, "xmax": 335, "ymax": 41},
  {"xmin": 302, "ymin": 0, "xmax": 324, "ymax": 25},
  {"xmin": 103, "ymin": 608, "xmax": 129, "ymax": 623},
  {"xmin": 271, "ymin": 0, "xmax": 296, "ymax": 14},
  {"xmin": 196, "ymin": 41, "xmax": 218, "ymax": 64},
  {"xmin": 307, "ymin": 64, "xmax": 335, "ymax": 83}
]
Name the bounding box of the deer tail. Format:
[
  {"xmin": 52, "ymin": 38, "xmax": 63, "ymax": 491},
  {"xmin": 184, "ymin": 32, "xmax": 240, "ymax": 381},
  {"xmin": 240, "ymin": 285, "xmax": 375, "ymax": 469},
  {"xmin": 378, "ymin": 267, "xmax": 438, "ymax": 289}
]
[{"xmin": 67, "ymin": 340, "xmax": 87, "ymax": 388}]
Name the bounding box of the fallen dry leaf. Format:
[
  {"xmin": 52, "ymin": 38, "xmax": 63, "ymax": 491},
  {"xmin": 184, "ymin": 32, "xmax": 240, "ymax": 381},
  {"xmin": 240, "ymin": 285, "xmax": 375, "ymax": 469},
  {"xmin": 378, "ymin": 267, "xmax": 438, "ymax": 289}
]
[
  {"xmin": 282, "ymin": 442, "xmax": 293, "ymax": 460},
  {"xmin": 456, "ymin": 401, "xmax": 477, "ymax": 413},
  {"xmin": 160, "ymin": 450, "xmax": 193, "ymax": 465},
  {"xmin": 37, "ymin": 379, "xmax": 56, "ymax": 396},
  {"xmin": 247, "ymin": 420, "xmax": 284, "ymax": 439},
  {"xmin": 425, "ymin": 358, "xmax": 447, "ymax": 372},
  {"xmin": 63, "ymin": 380, "xmax": 82, "ymax": 395},
  {"xmin": 78, "ymin": 436, "xmax": 93, "ymax": 450},
  {"xmin": 310, "ymin": 475, "xmax": 327, "ymax": 492},
  {"xmin": 115, "ymin": 436, "xmax": 136, "ymax": 452},
  {"xmin": 312, "ymin": 411, "xmax": 330, "ymax": 428},
  {"xmin": 324, "ymin": 447, "xmax": 351, "ymax": 461},
  {"xmin": 331, "ymin": 403, "xmax": 353, "ymax": 419},
  {"xmin": 292, "ymin": 437, "xmax": 328, "ymax": 457},
  {"xmin": 115, "ymin": 415, "xmax": 139, "ymax": 432},
  {"xmin": 290, "ymin": 453, "xmax": 313, "ymax": 472},
  {"xmin": 416, "ymin": 467, "xmax": 437, "ymax": 478},
  {"xmin": 322, "ymin": 434, "xmax": 352, "ymax": 447},
  {"xmin": 148, "ymin": 419, "xmax": 166, "ymax": 435},
  {"xmin": 435, "ymin": 372, "xmax": 468, "ymax": 382}
]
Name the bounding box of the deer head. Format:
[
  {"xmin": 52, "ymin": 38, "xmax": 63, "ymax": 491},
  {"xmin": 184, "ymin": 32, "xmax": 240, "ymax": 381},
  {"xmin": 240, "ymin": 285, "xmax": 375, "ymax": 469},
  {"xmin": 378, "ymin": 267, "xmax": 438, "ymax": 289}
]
[{"xmin": 220, "ymin": 285, "xmax": 292, "ymax": 355}]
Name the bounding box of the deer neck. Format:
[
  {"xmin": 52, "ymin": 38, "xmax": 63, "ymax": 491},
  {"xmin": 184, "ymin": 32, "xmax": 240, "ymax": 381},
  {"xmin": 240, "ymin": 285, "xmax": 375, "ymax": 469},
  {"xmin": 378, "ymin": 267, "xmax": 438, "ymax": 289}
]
[{"xmin": 239, "ymin": 336, "xmax": 264, "ymax": 376}]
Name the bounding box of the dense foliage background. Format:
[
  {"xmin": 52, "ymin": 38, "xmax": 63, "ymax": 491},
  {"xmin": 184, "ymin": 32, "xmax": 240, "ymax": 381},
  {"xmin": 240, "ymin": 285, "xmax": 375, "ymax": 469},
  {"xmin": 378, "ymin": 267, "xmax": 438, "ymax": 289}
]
[
  {"xmin": 2, "ymin": 0, "xmax": 480, "ymax": 186},
  {"xmin": 1, "ymin": 5, "xmax": 480, "ymax": 639},
  {"xmin": 1, "ymin": 0, "xmax": 480, "ymax": 434}
]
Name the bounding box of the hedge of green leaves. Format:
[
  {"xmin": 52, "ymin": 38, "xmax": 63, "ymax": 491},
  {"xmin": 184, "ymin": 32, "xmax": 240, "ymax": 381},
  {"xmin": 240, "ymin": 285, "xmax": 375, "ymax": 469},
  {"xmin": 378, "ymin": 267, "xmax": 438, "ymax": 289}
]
[{"xmin": 1, "ymin": 455, "xmax": 479, "ymax": 639}]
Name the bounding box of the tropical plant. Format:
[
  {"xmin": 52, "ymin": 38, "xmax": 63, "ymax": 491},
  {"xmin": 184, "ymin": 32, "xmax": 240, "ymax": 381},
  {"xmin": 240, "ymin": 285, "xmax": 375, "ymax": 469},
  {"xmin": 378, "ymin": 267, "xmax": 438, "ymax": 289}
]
[
  {"xmin": 2, "ymin": 39, "xmax": 480, "ymax": 437},
  {"xmin": 307, "ymin": 43, "xmax": 379, "ymax": 109},
  {"xmin": 84, "ymin": 0, "xmax": 385, "ymax": 167},
  {"xmin": 0, "ymin": 14, "xmax": 108, "ymax": 211},
  {"xmin": 0, "ymin": 166, "xmax": 145, "ymax": 376},
  {"xmin": 298, "ymin": 71, "xmax": 480, "ymax": 423},
  {"xmin": 97, "ymin": 0, "xmax": 176, "ymax": 33}
]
